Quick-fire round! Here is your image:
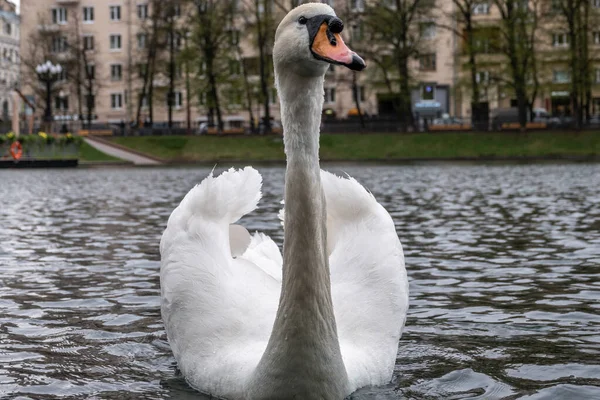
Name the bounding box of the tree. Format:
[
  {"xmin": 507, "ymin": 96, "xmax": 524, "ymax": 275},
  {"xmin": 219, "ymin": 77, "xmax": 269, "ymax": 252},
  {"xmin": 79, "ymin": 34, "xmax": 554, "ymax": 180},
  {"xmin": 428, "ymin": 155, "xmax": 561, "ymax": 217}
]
[
  {"xmin": 441, "ymin": 0, "xmax": 488, "ymax": 127},
  {"xmin": 548, "ymin": 0, "xmax": 591, "ymax": 129},
  {"xmin": 492, "ymin": 0, "xmax": 540, "ymax": 130},
  {"xmin": 361, "ymin": 0, "xmax": 437, "ymax": 131},
  {"xmin": 135, "ymin": 0, "xmax": 169, "ymax": 127},
  {"xmin": 239, "ymin": 0, "xmax": 277, "ymax": 134},
  {"xmin": 183, "ymin": 0, "xmax": 239, "ymax": 133},
  {"xmin": 334, "ymin": 1, "xmax": 367, "ymax": 129},
  {"xmin": 66, "ymin": 13, "xmax": 100, "ymax": 129},
  {"xmin": 20, "ymin": 12, "xmax": 100, "ymax": 130}
]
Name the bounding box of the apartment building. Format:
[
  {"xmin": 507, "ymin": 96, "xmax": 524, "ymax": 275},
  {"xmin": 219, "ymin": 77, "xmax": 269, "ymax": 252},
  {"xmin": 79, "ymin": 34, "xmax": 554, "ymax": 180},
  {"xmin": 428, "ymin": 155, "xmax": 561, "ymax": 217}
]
[
  {"xmin": 19, "ymin": 0, "xmax": 459, "ymax": 130},
  {"xmin": 454, "ymin": 1, "xmax": 600, "ymax": 120},
  {"xmin": 0, "ymin": 0, "xmax": 19, "ymax": 122}
]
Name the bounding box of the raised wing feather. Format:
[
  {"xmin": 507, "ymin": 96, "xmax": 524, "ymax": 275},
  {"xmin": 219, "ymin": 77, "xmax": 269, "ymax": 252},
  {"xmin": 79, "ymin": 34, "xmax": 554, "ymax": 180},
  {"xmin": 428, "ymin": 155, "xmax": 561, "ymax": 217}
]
[
  {"xmin": 160, "ymin": 167, "xmax": 282, "ymax": 398},
  {"xmin": 321, "ymin": 170, "xmax": 409, "ymax": 392}
]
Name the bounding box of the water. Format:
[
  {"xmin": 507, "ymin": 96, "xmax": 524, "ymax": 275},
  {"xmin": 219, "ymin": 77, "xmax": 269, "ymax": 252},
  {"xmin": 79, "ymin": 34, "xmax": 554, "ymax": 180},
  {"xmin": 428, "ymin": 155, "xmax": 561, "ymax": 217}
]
[{"xmin": 1, "ymin": 163, "xmax": 599, "ymax": 399}]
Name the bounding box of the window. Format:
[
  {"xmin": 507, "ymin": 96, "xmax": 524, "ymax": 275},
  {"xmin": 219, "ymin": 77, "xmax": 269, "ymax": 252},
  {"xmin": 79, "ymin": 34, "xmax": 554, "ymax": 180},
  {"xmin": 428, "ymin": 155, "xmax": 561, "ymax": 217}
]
[
  {"xmin": 474, "ymin": 36, "xmax": 492, "ymax": 53},
  {"xmin": 321, "ymin": 0, "xmax": 334, "ymax": 5},
  {"xmin": 351, "ymin": 23, "xmax": 363, "ymax": 41},
  {"xmin": 553, "ymin": 70, "xmax": 570, "ymax": 83},
  {"xmin": 257, "ymin": 0, "xmax": 273, "ymax": 14},
  {"xmin": 229, "ymin": 59, "xmax": 241, "ymax": 75},
  {"xmin": 175, "ymin": 65, "xmax": 183, "ymax": 79},
  {"xmin": 351, "ymin": 0, "xmax": 364, "ymax": 11},
  {"xmin": 324, "ymin": 87, "xmax": 336, "ymax": 103},
  {"xmin": 110, "ymin": 34, "xmax": 122, "ymax": 50},
  {"xmin": 52, "ymin": 36, "xmax": 68, "ymax": 53},
  {"xmin": 167, "ymin": 91, "xmax": 183, "ymax": 107},
  {"xmin": 229, "ymin": 30, "xmax": 240, "ymax": 45},
  {"xmin": 421, "ymin": 84, "xmax": 435, "ymax": 100},
  {"xmin": 476, "ymin": 71, "xmax": 490, "ymax": 84},
  {"xmin": 85, "ymin": 94, "xmax": 95, "ymax": 110},
  {"xmin": 140, "ymin": 94, "xmax": 148, "ymax": 108},
  {"xmin": 83, "ymin": 6, "xmax": 94, "ymax": 22},
  {"xmin": 593, "ymin": 0, "xmax": 600, "ymax": 8},
  {"xmin": 472, "ymin": 2, "xmax": 490, "ymax": 14},
  {"xmin": 58, "ymin": 68, "xmax": 68, "ymax": 82},
  {"xmin": 86, "ymin": 65, "xmax": 95, "ymax": 79},
  {"xmin": 353, "ymin": 85, "xmax": 366, "ymax": 102},
  {"xmin": 110, "ymin": 5, "xmax": 121, "ymax": 21},
  {"xmin": 419, "ymin": 53, "xmax": 436, "ymax": 71},
  {"xmin": 173, "ymin": 3, "xmax": 181, "ymax": 17},
  {"xmin": 228, "ymin": 90, "xmax": 242, "ymax": 105},
  {"xmin": 137, "ymin": 33, "xmax": 147, "ymax": 49},
  {"xmin": 594, "ymin": 32, "xmax": 600, "ymax": 45},
  {"xmin": 420, "ymin": 22, "xmax": 436, "ymax": 39},
  {"xmin": 83, "ymin": 35, "xmax": 94, "ymax": 51},
  {"xmin": 137, "ymin": 4, "xmax": 148, "ymax": 19},
  {"xmin": 111, "ymin": 93, "xmax": 123, "ymax": 109},
  {"xmin": 52, "ymin": 7, "xmax": 68, "ymax": 24},
  {"xmin": 139, "ymin": 63, "xmax": 148, "ymax": 77},
  {"xmin": 552, "ymin": 33, "xmax": 569, "ymax": 47},
  {"xmin": 111, "ymin": 64, "xmax": 122, "ymax": 81},
  {"xmin": 550, "ymin": 0, "xmax": 561, "ymax": 12},
  {"xmin": 175, "ymin": 92, "xmax": 183, "ymax": 108},
  {"xmin": 4, "ymin": 22, "xmax": 10, "ymax": 35},
  {"xmin": 55, "ymin": 95, "xmax": 69, "ymax": 111}
]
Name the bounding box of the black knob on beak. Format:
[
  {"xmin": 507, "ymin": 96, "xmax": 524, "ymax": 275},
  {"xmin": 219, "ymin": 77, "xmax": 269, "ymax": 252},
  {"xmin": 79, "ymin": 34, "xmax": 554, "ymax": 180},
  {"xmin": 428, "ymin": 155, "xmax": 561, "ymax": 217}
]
[{"xmin": 328, "ymin": 17, "xmax": 343, "ymax": 34}]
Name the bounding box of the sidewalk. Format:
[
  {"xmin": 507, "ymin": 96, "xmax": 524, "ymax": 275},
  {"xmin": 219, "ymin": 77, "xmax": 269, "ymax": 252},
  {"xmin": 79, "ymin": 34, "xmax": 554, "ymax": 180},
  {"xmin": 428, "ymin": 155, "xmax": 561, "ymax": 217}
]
[{"xmin": 84, "ymin": 137, "xmax": 162, "ymax": 166}]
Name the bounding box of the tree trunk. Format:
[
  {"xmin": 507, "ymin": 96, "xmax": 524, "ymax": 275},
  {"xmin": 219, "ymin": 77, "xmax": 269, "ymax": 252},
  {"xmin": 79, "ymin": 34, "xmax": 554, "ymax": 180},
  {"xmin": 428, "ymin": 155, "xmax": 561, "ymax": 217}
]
[
  {"xmin": 256, "ymin": 1, "xmax": 271, "ymax": 134},
  {"xmin": 352, "ymin": 73, "xmax": 365, "ymax": 129}
]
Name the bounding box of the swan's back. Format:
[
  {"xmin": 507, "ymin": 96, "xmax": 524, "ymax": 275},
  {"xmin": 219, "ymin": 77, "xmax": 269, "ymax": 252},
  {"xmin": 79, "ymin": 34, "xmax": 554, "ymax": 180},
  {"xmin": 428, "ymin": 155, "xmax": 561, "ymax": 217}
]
[{"xmin": 160, "ymin": 168, "xmax": 282, "ymax": 398}]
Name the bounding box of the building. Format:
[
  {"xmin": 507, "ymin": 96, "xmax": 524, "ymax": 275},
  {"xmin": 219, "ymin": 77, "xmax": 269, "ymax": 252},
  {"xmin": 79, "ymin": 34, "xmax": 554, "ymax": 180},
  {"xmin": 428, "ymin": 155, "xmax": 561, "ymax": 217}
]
[
  {"xmin": 454, "ymin": 0, "xmax": 600, "ymax": 122},
  {"xmin": 0, "ymin": 0, "xmax": 19, "ymax": 125},
  {"xmin": 19, "ymin": 0, "xmax": 461, "ymax": 131}
]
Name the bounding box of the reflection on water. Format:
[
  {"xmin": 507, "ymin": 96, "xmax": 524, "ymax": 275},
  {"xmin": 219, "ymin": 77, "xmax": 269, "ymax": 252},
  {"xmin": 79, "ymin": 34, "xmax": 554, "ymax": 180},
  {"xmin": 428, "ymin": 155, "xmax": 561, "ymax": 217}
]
[{"xmin": 1, "ymin": 164, "xmax": 599, "ymax": 399}]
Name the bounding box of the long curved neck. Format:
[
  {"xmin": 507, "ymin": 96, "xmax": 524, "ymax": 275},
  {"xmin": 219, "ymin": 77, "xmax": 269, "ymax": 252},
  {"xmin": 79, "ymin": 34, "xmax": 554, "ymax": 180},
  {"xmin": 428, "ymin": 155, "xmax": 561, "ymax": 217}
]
[{"xmin": 248, "ymin": 68, "xmax": 349, "ymax": 398}]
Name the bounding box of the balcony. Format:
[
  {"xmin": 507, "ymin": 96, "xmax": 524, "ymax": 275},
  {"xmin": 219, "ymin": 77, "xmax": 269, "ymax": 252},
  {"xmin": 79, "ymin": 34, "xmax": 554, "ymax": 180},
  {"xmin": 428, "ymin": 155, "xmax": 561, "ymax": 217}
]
[{"xmin": 37, "ymin": 24, "xmax": 60, "ymax": 32}]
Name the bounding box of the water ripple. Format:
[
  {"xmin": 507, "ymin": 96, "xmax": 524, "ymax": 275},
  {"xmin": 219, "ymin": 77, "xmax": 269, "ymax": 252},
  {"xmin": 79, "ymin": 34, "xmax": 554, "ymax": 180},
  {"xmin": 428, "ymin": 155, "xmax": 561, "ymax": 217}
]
[{"xmin": 1, "ymin": 164, "xmax": 599, "ymax": 398}]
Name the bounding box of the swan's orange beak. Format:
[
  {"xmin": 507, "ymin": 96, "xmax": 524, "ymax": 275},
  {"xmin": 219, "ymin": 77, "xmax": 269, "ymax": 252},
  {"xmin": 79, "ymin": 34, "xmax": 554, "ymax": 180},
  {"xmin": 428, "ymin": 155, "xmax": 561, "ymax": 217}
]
[{"xmin": 311, "ymin": 22, "xmax": 366, "ymax": 71}]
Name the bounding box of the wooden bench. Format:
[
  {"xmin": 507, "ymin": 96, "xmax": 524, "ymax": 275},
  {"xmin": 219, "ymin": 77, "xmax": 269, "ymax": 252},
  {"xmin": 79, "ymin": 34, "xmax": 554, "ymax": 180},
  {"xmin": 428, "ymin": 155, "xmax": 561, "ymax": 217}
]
[
  {"xmin": 501, "ymin": 122, "xmax": 547, "ymax": 130},
  {"xmin": 206, "ymin": 127, "xmax": 245, "ymax": 135},
  {"xmin": 429, "ymin": 124, "xmax": 472, "ymax": 131},
  {"xmin": 79, "ymin": 129, "xmax": 114, "ymax": 136}
]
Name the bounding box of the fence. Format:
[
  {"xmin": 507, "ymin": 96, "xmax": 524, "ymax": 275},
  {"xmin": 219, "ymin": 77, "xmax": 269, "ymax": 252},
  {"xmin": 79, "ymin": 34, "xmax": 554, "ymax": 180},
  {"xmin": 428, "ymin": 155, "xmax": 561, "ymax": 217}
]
[{"xmin": 7, "ymin": 117, "xmax": 600, "ymax": 137}]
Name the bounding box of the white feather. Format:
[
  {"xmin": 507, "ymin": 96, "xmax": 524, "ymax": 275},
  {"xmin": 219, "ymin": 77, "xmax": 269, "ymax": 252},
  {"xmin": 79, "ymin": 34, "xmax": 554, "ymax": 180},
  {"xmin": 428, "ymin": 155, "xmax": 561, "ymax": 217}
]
[{"xmin": 160, "ymin": 168, "xmax": 407, "ymax": 397}]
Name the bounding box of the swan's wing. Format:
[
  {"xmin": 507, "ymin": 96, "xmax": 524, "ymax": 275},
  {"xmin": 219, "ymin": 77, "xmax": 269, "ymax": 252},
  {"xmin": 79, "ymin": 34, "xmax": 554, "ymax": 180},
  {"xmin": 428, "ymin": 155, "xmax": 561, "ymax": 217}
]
[
  {"xmin": 160, "ymin": 167, "xmax": 282, "ymax": 398},
  {"xmin": 321, "ymin": 170, "xmax": 409, "ymax": 391}
]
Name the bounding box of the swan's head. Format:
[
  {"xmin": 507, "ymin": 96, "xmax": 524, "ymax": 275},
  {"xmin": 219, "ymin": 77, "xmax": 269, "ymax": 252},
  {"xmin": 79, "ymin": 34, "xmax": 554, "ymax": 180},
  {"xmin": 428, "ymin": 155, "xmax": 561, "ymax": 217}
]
[{"xmin": 274, "ymin": 3, "xmax": 365, "ymax": 77}]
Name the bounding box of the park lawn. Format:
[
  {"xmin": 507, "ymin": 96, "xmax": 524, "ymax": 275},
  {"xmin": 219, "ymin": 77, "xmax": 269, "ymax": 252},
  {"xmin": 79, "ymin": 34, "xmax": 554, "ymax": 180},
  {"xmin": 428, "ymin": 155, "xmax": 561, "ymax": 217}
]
[
  {"xmin": 108, "ymin": 131, "xmax": 600, "ymax": 162},
  {"xmin": 79, "ymin": 142, "xmax": 122, "ymax": 162}
]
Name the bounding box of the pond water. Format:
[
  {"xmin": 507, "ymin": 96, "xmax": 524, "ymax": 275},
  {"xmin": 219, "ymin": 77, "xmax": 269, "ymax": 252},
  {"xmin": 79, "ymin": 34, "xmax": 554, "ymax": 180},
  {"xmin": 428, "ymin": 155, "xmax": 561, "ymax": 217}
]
[{"xmin": 1, "ymin": 163, "xmax": 599, "ymax": 400}]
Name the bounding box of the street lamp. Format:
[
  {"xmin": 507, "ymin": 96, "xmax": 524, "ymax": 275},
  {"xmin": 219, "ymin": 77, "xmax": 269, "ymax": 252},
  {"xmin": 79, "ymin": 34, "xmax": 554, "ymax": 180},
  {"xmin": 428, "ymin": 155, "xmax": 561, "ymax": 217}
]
[{"xmin": 36, "ymin": 61, "xmax": 62, "ymax": 133}]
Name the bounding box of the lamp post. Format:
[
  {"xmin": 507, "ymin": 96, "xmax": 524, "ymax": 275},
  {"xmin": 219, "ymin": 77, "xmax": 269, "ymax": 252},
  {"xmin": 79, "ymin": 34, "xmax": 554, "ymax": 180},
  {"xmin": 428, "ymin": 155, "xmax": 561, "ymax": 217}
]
[{"xmin": 36, "ymin": 61, "xmax": 62, "ymax": 133}]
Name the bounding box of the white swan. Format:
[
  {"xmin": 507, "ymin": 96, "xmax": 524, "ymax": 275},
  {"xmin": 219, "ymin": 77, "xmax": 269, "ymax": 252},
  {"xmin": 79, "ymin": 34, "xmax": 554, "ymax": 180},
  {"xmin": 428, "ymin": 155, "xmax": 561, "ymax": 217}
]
[{"xmin": 160, "ymin": 3, "xmax": 408, "ymax": 399}]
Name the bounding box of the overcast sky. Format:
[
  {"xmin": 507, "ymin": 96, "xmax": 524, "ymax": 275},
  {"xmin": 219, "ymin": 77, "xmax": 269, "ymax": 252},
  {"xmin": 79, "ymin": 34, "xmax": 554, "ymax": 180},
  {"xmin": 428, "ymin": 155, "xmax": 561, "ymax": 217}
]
[{"xmin": 14, "ymin": 0, "xmax": 19, "ymax": 13}]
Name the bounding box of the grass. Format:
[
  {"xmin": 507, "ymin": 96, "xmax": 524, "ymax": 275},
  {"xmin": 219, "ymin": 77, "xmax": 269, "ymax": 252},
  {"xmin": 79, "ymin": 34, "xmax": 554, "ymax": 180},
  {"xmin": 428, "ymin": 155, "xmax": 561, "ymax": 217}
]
[
  {"xmin": 78, "ymin": 142, "xmax": 122, "ymax": 162},
  {"xmin": 108, "ymin": 131, "xmax": 600, "ymax": 163}
]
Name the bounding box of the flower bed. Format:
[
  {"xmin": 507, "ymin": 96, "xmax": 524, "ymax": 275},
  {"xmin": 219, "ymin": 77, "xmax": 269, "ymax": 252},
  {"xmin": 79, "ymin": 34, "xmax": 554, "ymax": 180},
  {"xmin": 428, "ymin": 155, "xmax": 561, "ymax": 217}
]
[{"xmin": 0, "ymin": 132, "xmax": 83, "ymax": 160}]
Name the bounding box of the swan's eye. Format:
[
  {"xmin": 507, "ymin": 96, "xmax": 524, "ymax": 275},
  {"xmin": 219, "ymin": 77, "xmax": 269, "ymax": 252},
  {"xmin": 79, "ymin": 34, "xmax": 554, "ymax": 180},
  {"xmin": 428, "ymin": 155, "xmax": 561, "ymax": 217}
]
[{"xmin": 298, "ymin": 16, "xmax": 307, "ymax": 25}]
